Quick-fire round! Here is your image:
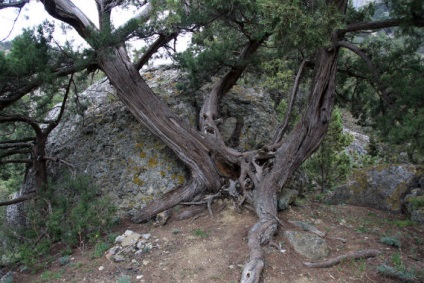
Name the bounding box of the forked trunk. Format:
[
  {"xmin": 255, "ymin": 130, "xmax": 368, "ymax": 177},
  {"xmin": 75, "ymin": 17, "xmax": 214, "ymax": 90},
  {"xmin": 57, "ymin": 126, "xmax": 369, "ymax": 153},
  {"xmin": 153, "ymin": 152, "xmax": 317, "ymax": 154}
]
[{"xmin": 241, "ymin": 46, "xmax": 339, "ymax": 282}]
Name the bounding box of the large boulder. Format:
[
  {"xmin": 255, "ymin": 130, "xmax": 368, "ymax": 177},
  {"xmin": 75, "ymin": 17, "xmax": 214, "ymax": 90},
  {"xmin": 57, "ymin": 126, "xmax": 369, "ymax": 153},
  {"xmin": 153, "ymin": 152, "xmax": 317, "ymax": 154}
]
[
  {"xmin": 46, "ymin": 68, "xmax": 278, "ymax": 217},
  {"xmin": 326, "ymin": 164, "xmax": 424, "ymax": 213}
]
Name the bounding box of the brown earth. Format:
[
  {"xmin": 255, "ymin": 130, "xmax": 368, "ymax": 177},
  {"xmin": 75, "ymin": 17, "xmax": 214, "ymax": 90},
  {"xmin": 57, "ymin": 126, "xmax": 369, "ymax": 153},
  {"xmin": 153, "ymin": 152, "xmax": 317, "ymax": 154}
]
[{"xmin": 11, "ymin": 196, "xmax": 424, "ymax": 283}]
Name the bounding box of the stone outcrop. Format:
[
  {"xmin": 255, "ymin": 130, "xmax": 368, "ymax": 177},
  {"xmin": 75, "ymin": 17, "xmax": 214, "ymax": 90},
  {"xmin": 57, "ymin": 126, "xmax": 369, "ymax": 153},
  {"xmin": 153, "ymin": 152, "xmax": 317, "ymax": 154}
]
[
  {"xmin": 45, "ymin": 68, "xmax": 278, "ymax": 217},
  {"xmin": 326, "ymin": 164, "xmax": 424, "ymax": 218}
]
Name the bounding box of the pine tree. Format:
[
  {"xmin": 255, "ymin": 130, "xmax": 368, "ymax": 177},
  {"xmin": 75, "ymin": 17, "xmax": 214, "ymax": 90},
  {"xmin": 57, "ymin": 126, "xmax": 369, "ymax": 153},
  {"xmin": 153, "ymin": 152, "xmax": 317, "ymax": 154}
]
[{"xmin": 305, "ymin": 107, "xmax": 353, "ymax": 193}]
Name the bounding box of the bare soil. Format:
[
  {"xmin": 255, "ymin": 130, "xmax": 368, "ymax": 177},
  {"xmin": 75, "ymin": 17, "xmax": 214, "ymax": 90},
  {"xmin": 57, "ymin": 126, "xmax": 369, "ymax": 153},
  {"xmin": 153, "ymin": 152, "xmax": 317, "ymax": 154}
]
[{"xmin": 11, "ymin": 196, "xmax": 424, "ymax": 283}]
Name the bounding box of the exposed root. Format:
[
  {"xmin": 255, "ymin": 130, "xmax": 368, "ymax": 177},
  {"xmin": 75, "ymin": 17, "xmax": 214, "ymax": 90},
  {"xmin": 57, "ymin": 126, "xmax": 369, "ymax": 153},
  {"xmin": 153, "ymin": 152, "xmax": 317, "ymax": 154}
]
[
  {"xmin": 240, "ymin": 258, "xmax": 264, "ymax": 283},
  {"xmin": 181, "ymin": 191, "xmax": 221, "ymax": 218},
  {"xmin": 303, "ymin": 249, "xmax": 381, "ymax": 268},
  {"xmin": 241, "ymin": 219, "xmax": 278, "ymax": 283},
  {"xmin": 132, "ymin": 181, "xmax": 204, "ymax": 223},
  {"xmin": 289, "ymin": 220, "xmax": 326, "ymax": 237}
]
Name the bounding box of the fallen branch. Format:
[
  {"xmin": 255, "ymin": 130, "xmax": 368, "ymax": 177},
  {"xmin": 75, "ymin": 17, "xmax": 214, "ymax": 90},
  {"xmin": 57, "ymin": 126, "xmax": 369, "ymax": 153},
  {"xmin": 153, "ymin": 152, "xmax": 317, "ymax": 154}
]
[{"xmin": 303, "ymin": 249, "xmax": 380, "ymax": 268}]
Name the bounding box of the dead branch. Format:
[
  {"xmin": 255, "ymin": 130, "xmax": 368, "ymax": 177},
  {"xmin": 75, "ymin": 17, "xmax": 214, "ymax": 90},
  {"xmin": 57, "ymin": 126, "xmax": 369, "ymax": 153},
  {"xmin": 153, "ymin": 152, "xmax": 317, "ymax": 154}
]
[
  {"xmin": 303, "ymin": 249, "xmax": 380, "ymax": 268},
  {"xmin": 0, "ymin": 142, "xmax": 33, "ymax": 150},
  {"xmin": 43, "ymin": 156, "xmax": 76, "ymax": 177},
  {"xmin": 0, "ymin": 3, "xmax": 25, "ymax": 41},
  {"xmin": 0, "ymin": 193, "xmax": 35, "ymax": 207},
  {"xmin": 272, "ymin": 59, "xmax": 308, "ymax": 145},
  {"xmin": 0, "ymin": 0, "xmax": 29, "ymax": 10},
  {"xmin": 0, "ymin": 158, "xmax": 32, "ymax": 164}
]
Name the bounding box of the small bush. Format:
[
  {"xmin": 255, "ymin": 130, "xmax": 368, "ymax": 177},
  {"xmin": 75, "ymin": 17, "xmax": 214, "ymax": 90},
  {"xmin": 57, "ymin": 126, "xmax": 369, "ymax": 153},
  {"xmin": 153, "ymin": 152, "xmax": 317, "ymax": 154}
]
[
  {"xmin": 1, "ymin": 174, "xmax": 116, "ymax": 270},
  {"xmin": 377, "ymin": 265, "xmax": 417, "ymax": 282},
  {"xmin": 380, "ymin": 236, "xmax": 401, "ymax": 248}
]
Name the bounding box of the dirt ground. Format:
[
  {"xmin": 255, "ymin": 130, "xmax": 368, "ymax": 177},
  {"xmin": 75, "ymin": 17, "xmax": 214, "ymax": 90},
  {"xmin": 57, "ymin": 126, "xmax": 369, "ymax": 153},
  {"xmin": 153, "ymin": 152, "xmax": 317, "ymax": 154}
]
[{"xmin": 10, "ymin": 197, "xmax": 424, "ymax": 283}]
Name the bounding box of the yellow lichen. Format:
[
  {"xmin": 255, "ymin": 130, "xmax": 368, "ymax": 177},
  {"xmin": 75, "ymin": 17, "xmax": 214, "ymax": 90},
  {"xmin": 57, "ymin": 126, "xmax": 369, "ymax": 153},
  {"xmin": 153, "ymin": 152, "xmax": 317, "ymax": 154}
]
[
  {"xmin": 148, "ymin": 157, "xmax": 158, "ymax": 167},
  {"xmin": 133, "ymin": 176, "xmax": 144, "ymax": 186},
  {"xmin": 177, "ymin": 175, "xmax": 185, "ymax": 185},
  {"xmin": 140, "ymin": 151, "xmax": 147, "ymax": 158}
]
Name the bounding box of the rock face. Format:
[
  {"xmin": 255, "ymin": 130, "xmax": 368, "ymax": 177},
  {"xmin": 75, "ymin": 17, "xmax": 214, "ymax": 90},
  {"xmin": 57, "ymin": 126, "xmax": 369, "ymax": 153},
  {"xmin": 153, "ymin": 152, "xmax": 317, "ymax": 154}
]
[
  {"xmin": 46, "ymin": 68, "xmax": 278, "ymax": 217},
  {"xmin": 326, "ymin": 164, "xmax": 424, "ymax": 214}
]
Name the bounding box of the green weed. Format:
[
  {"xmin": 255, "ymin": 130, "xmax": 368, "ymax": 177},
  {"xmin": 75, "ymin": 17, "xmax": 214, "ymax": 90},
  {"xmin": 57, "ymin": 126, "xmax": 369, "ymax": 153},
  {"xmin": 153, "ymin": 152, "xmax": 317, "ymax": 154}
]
[{"xmin": 192, "ymin": 228, "xmax": 209, "ymax": 238}]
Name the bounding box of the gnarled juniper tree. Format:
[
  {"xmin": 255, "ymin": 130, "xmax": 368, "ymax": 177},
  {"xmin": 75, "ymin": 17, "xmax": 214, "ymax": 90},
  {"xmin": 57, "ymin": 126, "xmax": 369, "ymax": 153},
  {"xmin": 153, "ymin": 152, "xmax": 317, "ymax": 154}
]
[{"xmin": 1, "ymin": 0, "xmax": 423, "ymax": 282}]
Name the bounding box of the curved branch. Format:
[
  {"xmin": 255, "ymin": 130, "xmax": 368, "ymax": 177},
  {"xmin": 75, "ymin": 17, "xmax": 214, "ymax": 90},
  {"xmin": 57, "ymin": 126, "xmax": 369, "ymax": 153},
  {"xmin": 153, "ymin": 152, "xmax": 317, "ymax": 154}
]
[
  {"xmin": 303, "ymin": 249, "xmax": 380, "ymax": 268},
  {"xmin": 0, "ymin": 62, "xmax": 96, "ymax": 111},
  {"xmin": 1, "ymin": 4, "xmax": 24, "ymax": 41},
  {"xmin": 272, "ymin": 59, "xmax": 308, "ymax": 145},
  {"xmin": 338, "ymin": 18, "xmax": 424, "ymax": 37},
  {"xmin": 0, "ymin": 115, "xmax": 42, "ymax": 136},
  {"xmin": 40, "ymin": 0, "xmax": 98, "ymax": 39},
  {"xmin": 337, "ymin": 41, "xmax": 392, "ymax": 105},
  {"xmin": 44, "ymin": 73, "xmax": 73, "ymax": 134},
  {"xmin": 134, "ymin": 32, "xmax": 178, "ymax": 70}
]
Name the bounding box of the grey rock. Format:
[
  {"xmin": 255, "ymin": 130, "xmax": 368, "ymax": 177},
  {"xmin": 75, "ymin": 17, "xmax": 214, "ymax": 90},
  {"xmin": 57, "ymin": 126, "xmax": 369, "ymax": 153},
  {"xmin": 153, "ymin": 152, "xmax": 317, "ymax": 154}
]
[
  {"xmin": 121, "ymin": 233, "xmax": 141, "ymax": 247},
  {"xmin": 113, "ymin": 255, "xmax": 126, "ymax": 262},
  {"xmin": 327, "ymin": 165, "xmax": 423, "ymax": 212},
  {"xmin": 108, "ymin": 246, "xmax": 121, "ymax": 255},
  {"xmin": 284, "ymin": 230, "xmax": 330, "ymax": 260},
  {"xmin": 115, "ymin": 235, "xmax": 125, "ymax": 244},
  {"xmin": 141, "ymin": 233, "xmax": 151, "ymax": 240},
  {"xmin": 218, "ymin": 117, "xmax": 237, "ymax": 141},
  {"xmin": 411, "ymin": 210, "xmax": 424, "ymax": 224},
  {"xmin": 278, "ymin": 189, "xmax": 299, "ymax": 211}
]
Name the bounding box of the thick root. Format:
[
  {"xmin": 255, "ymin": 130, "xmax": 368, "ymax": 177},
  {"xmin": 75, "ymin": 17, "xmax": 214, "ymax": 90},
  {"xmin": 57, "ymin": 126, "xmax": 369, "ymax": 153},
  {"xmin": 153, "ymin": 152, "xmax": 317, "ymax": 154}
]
[
  {"xmin": 240, "ymin": 258, "xmax": 264, "ymax": 283},
  {"xmin": 240, "ymin": 219, "xmax": 278, "ymax": 283}
]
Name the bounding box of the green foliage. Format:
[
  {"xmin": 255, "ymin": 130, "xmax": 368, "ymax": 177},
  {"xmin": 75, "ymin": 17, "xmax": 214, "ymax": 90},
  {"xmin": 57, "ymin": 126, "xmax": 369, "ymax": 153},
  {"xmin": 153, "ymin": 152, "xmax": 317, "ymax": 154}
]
[
  {"xmin": 93, "ymin": 241, "xmax": 112, "ymax": 258},
  {"xmin": 304, "ymin": 107, "xmax": 353, "ymax": 192},
  {"xmin": 117, "ymin": 275, "xmax": 132, "ymax": 283},
  {"xmin": 380, "ymin": 236, "xmax": 401, "ymax": 248},
  {"xmin": 0, "ymin": 174, "xmax": 116, "ymax": 270},
  {"xmin": 192, "ymin": 228, "xmax": 209, "ymax": 238},
  {"xmin": 259, "ymin": 0, "xmax": 344, "ymax": 51},
  {"xmin": 377, "ymin": 264, "xmax": 418, "ymax": 282},
  {"xmin": 337, "ymin": 5, "xmax": 424, "ymax": 161}
]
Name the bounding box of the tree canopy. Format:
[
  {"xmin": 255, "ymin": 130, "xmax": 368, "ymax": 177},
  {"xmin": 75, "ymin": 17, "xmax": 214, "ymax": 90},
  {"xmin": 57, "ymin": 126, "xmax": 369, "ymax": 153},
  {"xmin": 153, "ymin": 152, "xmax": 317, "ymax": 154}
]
[{"xmin": 0, "ymin": 0, "xmax": 423, "ymax": 281}]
